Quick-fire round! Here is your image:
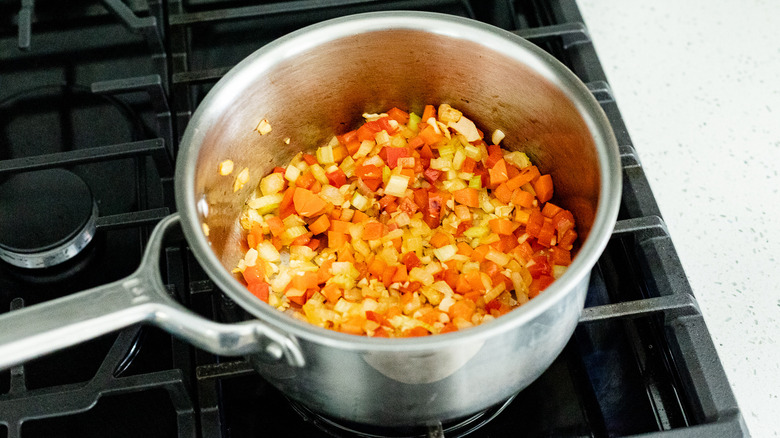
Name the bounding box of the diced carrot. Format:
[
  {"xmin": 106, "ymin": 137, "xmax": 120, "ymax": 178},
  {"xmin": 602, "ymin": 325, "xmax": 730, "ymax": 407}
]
[
  {"xmin": 285, "ymin": 288, "xmax": 307, "ymax": 306},
  {"xmin": 533, "ymin": 174, "xmax": 554, "ymax": 203},
  {"xmin": 454, "ymin": 204, "xmax": 472, "ymax": 222},
  {"xmin": 352, "ymin": 210, "xmax": 369, "ymax": 224},
  {"xmin": 488, "ymin": 159, "xmax": 508, "ymax": 186},
  {"xmin": 242, "ymin": 264, "xmax": 265, "ymax": 285},
  {"xmin": 456, "ymin": 242, "xmax": 474, "ymax": 257},
  {"xmin": 422, "ymin": 104, "xmax": 436, "ymax": 122},
  {"xmin": 402, "ymin": 252, "xmax": 421, "ymax": 270},
  {"xmin": 541, "ymin": 202, "xmax": 563, "ymax": 218},
  {"xmin": 448, "ymin": 299, "xmax": 476, "ymax": 321},
  {"xmin": 455, "ymin": 274, "xmax": 472, "ymax": 294},
  {"xmin": 271, "ymin": 235, "xmax": 283, "ymax": 250},
  {"xmin": 461, "ymin": 157, "xmax": 476, "ymax": 173},
  {"xmin": 368, "ymin": 258, "xmax": 387, "ymax": 278},
  {"xmin": 290, "ymin": 233, "xmax": 311, "ymax": 247},
  {"xmin": 295, "ymin": 171, "xmax": 316, "ymax": 189},
  {"xmin": 340, "ymin": 315, "xmax": 366, "ymax": 335},
  {"xmin": 440, "ymin": 323, "xmax": 458, "ymax": 334},
  {"xmin": 322, "ymin": 283, "xmax": 341, "ymax": 304},
  {"xmin": 382, "ymin": 265, "xmax": 397, "ymax": 287},
  {"xmin": 511, "ymin": 189, "xmax": 535, "ymax": 208},
  {"xmin": 392, "ymin": 265, "xmax": 408, "ymax": 283},
  {"xmin": 485, "ymin": 144, "xmax": 503, "ymax": 169},
  {"xmin": 493, "ymin": 183, "xmax": 513, "ymax": 204},
  {"xmin": 302, "ymin": 153, "xmax": 317, "ymax": 165},
  {"xmin": 306, "ymin": 238, "xmax": 321, "ymax": 251},
  {"xmin": 471, "ymin": 244, "xmax": 490, "ymax": 262},
  {"xmin": 525, "ymin": 210, "xmax": 545, "ymax": 238},
  {"xmin": 403, "ymin": 326, "xmax": 430, "ymax": 337},
  {"xmin": 248, "ymin": 282, "xmax": 270, "ymax": 302},
  {"xmin": 291, "ymin": 271, "xmax": 318, "ymax": 291},
  {"xmin": 387, "ymin": 107, "xmax": 410, "ymax": 124},
  {"xmin": 338, "ymin": 246, "xmax": 355, "ymax": 263},
  {"xmin": 363, "ymin": 221, "xmax": 385, "ymax": 240},
  {"xmin": 329, "ymin": 219, "xmax": 351, "ymax": 233},
  {"xmin": 452, "ymin": 187, "xmax": 480, "ymax": 208},
  {"xmin": 558, "ymin": 229, "xmax": 578, "ymax": 251},
  {"xmin": 327, "ymin": 231, "xmax": 348, "ymax": 248},
  {"xmin": 357, "ymin": 123, "xmax": 377, "ymax": 142},
  {"xmin": 537, "ymin": 219, "xmax": 556, "ymax": 247},
  {"xmin": 309, "ymin": 214, "xmax": 331, "ymax": 235},
  {"xmin": 508, "ymin": 165, "xmax": 540, "ymax": 191},
  {"xmin": 489, "ymin": 218, "xmax": 517, "ymax": 235},
  {"xmin": 317, "ymin": 259, "xmax": 334, "ymax": 284},
  {"xmin": 430, "ymin": 231, "xmax": 450, "ymax": 248},
  {"xmin": 552, "ymin": 209, "xmax": 575, "ymax": 234},
  {"xmin": 550, "ymin": 247, "xmax": 572, "ymax": 266},
  {"xmin": 417, "ymin": 124, "xmax": 443, "ymax": 145},
  {"xmin": 279, "ymin": 186, "xmax": 297, "ymax": 219},
  {"xmin": 510, "ymin": 241, "xmax": 534, "ymax": 263},
  {"xmin": 266, "ymin": 216, "xmax": 285, "ymax": 236},
  {"xmin": 293, "ymin": 188, "xmax": 327, "ymax": 217}
]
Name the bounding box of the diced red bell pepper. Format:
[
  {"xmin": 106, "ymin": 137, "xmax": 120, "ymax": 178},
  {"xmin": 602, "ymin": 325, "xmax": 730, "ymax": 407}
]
[{"xmin": 326, "ymin": 168, "xmax": 348, "ymax": 187}]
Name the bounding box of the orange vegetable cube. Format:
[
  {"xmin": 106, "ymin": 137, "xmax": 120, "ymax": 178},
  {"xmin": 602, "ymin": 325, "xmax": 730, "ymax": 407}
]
[{"xmin": 308, "ymin": 214, "xmax": 331, "ymax": 235}]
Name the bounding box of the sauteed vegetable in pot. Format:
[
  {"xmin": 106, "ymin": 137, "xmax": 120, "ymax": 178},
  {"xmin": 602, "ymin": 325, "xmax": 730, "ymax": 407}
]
[{"xmin": 233, "ymin": 104, "xmax": 577, "ymax": 337}]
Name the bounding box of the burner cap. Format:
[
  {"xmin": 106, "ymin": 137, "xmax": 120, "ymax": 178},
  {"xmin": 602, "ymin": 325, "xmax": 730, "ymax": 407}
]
[{"xmin": 0, "ymin": 168, "xmax": 97, "ymax": 268}]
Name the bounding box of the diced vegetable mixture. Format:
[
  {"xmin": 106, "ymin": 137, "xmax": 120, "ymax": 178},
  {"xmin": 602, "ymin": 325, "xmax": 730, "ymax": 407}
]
[{"xmin": 234, "ymin": 104, "xmax": 577, "ymax": 337}]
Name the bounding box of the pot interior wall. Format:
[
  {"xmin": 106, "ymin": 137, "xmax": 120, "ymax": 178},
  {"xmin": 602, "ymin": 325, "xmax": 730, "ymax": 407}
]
[{"xmin": 192, "ymin": 28, "xmax": 600, "ymax": 276}]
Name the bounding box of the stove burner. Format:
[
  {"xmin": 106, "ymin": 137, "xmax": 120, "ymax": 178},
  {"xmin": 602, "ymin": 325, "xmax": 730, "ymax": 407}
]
[
  {"xmin": 289, "ymin": 395, "xmax": 516, "ymax": 438},
  {"xmin": 0, "ymin": 168, "xmax": 98, "ymax": 268}
]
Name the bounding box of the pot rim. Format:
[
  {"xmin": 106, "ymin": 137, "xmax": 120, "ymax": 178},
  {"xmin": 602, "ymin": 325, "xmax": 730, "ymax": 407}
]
[{"xmin": 175, "ymin": 11, "xmax": 621, "ymax": 352}]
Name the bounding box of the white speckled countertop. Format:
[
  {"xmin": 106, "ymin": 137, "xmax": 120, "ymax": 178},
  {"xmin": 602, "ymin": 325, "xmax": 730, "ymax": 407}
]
[{"xmin": 577, "ymin": 1, "xmax": 780, "ymax": 436}]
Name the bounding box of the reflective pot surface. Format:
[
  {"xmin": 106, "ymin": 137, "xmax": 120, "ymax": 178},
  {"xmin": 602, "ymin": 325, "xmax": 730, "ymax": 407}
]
[{"xmin": 176, "ymin": 11, "xmax": 621, "ymax": 427}]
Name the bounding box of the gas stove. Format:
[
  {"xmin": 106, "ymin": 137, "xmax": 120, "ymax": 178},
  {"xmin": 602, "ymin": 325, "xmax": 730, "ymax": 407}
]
[{"xmin": 0, "ymin": 1, "xmax": 747, "ymax": 437}]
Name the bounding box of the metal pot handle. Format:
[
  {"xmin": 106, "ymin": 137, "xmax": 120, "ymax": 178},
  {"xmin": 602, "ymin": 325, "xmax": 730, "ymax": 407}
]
[{"xmin": 0, "ymin": 214, "xmax": 305, "ymax": 371}]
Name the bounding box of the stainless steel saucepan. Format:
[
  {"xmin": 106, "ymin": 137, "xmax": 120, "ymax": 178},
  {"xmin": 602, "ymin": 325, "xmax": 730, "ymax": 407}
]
[{"xmin": 0, "ymin": 12, "xmax": 621, "ymax": 428}]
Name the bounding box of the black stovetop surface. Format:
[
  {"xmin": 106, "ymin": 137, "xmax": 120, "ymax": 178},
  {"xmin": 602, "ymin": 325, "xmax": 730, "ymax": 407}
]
[{"xmin": 0, "ymin": 1, "xmax": 746, "ymax": 437}]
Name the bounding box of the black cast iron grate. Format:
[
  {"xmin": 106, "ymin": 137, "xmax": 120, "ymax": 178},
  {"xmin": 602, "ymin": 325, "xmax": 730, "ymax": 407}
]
[{"xmin": 0, "ymin": 0, "xmax": 746, "ymax": 437}]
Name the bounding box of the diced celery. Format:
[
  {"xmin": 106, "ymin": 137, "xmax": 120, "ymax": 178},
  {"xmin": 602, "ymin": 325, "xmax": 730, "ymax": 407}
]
[
  {"xmin": 437, "ymin": 140, "xmax": 456, "ymax": 158},
  {"xmin": 281, "ymin": 225, "xmax": 308, "ymax": 242},
  {"xmin": 384, "ymin": 174, "xmax": 410, "ymax": 197},
  {"xmin": 284, "ymin": 164, "xmax": 301, "ymax": 182},
  {"xmin": 433, "ymin": 244, "xmax": 457, "ymax": 262},
  {"xmin": 354, "ymin": 140, "xmax": 374, "ymax": 158},
  {"xmin": 257, "ymin": 241, "xmax": 281, "ymax": 262},
  {"xmin": 408, "ymin": 112, "xmax": 421, "ymax": 132},
  {"xmin": 309, "ymin": 163, "xmax": 329, "ymax": 185},
  {"xmin": 483, "ymin": 282, "xmax": 506, "ymax": 304},
  {"xmin": 282, "ymin": 214, "xmax": 305, "ymax": 229},
  {"xmin": 464, "ymin": 144, "xmax": 481, "ymax": 161},
  {"xmin": 260, "ymin": 172, "xmax": 285, "ymax": 196},
  {"xmin": 485, "ymin": 248, "xmax": 511, "ymax": 267},
  {"xmin": 468, "ymin": 175, "xmax": 482, "ymax": 189},
  {"xmin": 316, "ymin": 145, "xmax": 335, "ymax": 164},
  {"xmin": 463, "ymin": 225, "xmax": 489, "ymax": 239},
  {"xmin": 374, "ymin": 130, "xmax": 391, "ymax": 146},
  {"xmin": 552, "ymin": 265, "xmax": 568, "ymax": 279},
  {"xmin": 429, "ymin": 158, "xmax": 451, "ymax": 170},
  {"xmin": 452, "ymin": 147, "xmax": 466, "ymax": 171},
  {"xmin": 247, "ymin": 193, "xmax": 284, "ymax": 214},
  {"xmin": 382, "ymin": 165, "xmax": 392, "ymax": 185},
  {"xmin": 504, "ymin": 151, "xmax": 531, "ymax": 169},
  {"xmin": 351, "ymin": 192, "xmax": 369, "ymax": 211},
  {"xmin": 409, "ymin": 267, "xmax": 434, "ymax": 286},
  {"xmin": 340, "ymin": 155, "xmax": 356, "ymax": 177}
]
